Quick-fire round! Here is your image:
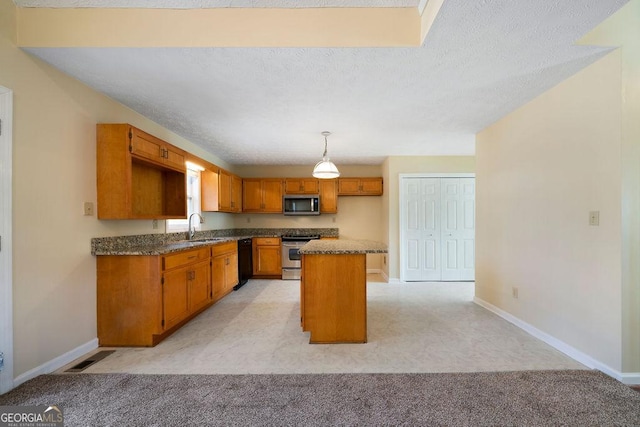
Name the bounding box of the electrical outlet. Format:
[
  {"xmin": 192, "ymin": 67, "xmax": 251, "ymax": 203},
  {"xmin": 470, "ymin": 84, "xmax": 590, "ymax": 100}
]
[
  {"xmin": 512, "ymin": 287, "xmax": 519, "ymax": 299},
  {"xmin": 589, "ymin": 211, "xmax": 600, "ymax": 226},
  {"xmin": 332, "ymin": 217, "xmax": 336, "ymax": 223},
  {"xmin": 246, "ymin": 217, "xmax": 251, "ymax": 223},
  {"xmin": 152, "ymin": 219, "xmax": 158, "ymax": 229},
  {"xmin": 83, "ymin": 202, "xmax": 94, "ymax": 216}
]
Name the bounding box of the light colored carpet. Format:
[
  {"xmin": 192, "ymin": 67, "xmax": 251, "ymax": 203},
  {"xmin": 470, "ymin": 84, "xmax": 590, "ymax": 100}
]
[
  {"xmin": 3, "ymin": 371, "xmax": 640, "ymax": 426},
  {"xmin": 65, "ymin": 280, "xmax": 585, "ymax": 375}
]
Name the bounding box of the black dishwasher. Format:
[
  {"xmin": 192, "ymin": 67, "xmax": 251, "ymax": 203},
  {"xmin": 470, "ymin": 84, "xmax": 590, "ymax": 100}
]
[{"xmin": 234, "ymin": 238, "xmax": 253, "ymax": 290}]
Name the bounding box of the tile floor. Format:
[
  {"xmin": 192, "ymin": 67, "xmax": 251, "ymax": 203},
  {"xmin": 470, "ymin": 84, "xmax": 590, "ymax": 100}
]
[{"xmin": 63, "ymin": 278, "xmax": 585, "ymax": 375}]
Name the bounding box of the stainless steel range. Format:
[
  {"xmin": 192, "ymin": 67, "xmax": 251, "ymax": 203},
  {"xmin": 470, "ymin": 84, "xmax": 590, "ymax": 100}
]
[{"xmin": 281, "ymin": 235, "xmax": 320, "ymax": 280}]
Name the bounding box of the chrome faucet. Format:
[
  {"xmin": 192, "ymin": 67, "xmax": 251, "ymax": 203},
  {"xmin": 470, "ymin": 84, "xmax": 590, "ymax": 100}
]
[{"xmin": 188, "ymin": 213, "xmax": 204, "ymax": 240}]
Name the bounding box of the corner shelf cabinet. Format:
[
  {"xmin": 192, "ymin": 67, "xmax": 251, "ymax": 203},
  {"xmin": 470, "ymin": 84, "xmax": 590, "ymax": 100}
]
[{"xmin": 97, "ymin": 124, "xmax": 187, "ymax": 219}]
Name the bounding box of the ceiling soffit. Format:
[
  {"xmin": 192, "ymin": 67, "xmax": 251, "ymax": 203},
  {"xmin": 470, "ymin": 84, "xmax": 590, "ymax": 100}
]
[{"xmin": 16, "ymin": 5, "xmax": 448, "ymax": 48}]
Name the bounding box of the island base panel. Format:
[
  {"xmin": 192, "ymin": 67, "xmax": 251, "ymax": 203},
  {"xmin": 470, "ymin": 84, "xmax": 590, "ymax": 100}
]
[{"xmin": 302, "ymin": 253, "xmax": 367, "ymax": 344}]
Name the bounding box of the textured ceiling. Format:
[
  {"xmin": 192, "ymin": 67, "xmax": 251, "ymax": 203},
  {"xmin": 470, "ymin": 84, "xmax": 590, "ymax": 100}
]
[{"xmin": 18, "ymin": 0, "xmax": 628, "ymax": 165}]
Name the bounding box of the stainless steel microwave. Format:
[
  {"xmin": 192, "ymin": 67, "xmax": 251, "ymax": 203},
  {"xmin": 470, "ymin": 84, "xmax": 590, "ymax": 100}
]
[{"xmin": 283, "ymin": 194, "xmax": 320, "ymax": 215}]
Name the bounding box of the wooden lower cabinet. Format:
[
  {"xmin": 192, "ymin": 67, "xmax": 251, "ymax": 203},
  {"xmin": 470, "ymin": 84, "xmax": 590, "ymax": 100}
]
[
  {"xmin": 97, "ymin": 246, "xmax": 213, "ymax": 347},
  {"xmin": 252, "ymin": 237, "xmax": 281, "ymax": 277},
  {"xmin": 212, "ymin": 241, "xmax": 239, "ymax": 302},
  {"xmin": 187, "ymin": 259, "xmax": 213, "ymax": 313},
  {"xmin": 301, "ymin": 253, "xmax": 367, "ymax": 343},
  {"xmin": 162, "ymin": 267, "xmax": 191, "ymax": 331}
]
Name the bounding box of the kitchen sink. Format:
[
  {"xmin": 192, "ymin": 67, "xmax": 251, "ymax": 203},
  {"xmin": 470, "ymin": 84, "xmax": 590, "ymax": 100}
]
[
  {"xmin": 188, "ymin": 237, "xmax": 227, "ymax": 243},
  {"xmin": 164, "ymin": 237, "xmax": 228, "ymax": 249}
]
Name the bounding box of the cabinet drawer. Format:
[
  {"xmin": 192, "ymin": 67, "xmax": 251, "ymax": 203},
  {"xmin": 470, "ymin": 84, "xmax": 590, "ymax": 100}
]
[
  {"xmin": 212, "ymin": 241, "xmax": 237, "ymax": 257},
  {"xmin": 254, "ymin": 237, "xmax": 280, "ymax": 246},
  {"xmin": 163, "ymin": 247, "xmax": 210, "ymax": 271}
]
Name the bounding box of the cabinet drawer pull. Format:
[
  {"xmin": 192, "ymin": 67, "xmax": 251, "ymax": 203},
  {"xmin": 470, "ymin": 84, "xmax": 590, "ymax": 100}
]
[{"xmin": 188, "ymin": 255, "xmax": 197, "ymax": 259}]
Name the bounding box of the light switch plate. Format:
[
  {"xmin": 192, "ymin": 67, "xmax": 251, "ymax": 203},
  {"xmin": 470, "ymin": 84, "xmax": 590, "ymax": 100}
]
[{"xmin": 83, "ymin": 202, "xmax": 94, "ymax": 216}]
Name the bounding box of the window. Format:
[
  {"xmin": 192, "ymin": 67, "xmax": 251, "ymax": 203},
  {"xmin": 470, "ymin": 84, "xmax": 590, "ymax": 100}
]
[{"xmin": 166, "ymin": 162, "xmax": 203, "ymax": 232}]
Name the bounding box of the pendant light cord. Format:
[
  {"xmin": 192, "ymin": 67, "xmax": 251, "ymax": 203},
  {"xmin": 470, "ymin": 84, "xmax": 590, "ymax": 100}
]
[{"xmin": 323, "ymin": 135, "xmax": 329, "ymax": 159}]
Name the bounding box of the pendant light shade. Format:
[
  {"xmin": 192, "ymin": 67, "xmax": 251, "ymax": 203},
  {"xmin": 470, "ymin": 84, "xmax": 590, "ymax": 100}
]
[{"xmin": 312, "ymin": 131, "xmax": 340, "ymax": 179}]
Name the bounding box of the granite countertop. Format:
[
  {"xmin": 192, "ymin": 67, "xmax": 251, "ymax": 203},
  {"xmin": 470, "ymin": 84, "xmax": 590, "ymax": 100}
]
[
  {"xmin": 299, "ymin": 239, "xmax": 388, "ymax": 255},
  {"xmin": 91, "ymin": 228, "xmax": 339, "ymax": 256},
  {"xmin": 94, "ymin": 236, "xmax": 245, "ymax": 256}
]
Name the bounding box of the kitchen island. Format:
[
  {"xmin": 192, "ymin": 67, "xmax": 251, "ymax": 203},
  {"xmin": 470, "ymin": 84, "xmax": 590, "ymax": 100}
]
[{"xmin": 299, "ymin": 239, "xmax": 387, "ymax": 344}]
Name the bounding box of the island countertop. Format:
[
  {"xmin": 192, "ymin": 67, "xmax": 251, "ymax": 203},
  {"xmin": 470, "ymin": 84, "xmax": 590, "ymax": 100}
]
[{"xmin": 299, "ymin": 239, "xmax": 387, "ymax": 255}]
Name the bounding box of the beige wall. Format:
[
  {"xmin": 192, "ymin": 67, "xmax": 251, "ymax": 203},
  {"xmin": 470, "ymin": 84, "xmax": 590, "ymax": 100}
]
[
  {"xmin": 384, "ymin": 156, "xmax": 476, "ymax": 280},
  {"xmin": 0, "ymin": 0, "xmax": 234, "ymax": 378},
  {"xmin": 579, "ymin": 0, "xmax": 640, "ymax": 377},
  {"xmin": 476, "ymin": 51, "xmax": 624, "ymax": 369},
  {"xmin": 233, "ymin": 165, "xmax": 385, "ymax": 269}
]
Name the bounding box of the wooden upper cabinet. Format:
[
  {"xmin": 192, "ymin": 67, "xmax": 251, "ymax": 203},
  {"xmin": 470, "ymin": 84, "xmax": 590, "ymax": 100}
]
[
  {"xmin": 97, "ymin": 124, "xmax": 187, "ymax": 219},
  {"xmin": 201, "ymin": 167, "xmax": 242, "ymax": 213},
  {"xmin": 130, "ymin": 127, "xmax": 186, "ymax": 172},
  {"xmin": 231, "ymin": 174, "xmax": 243, "ymax": 213},
  {"xmin": 318, "ymin": 179, "xmax": 338, "ymax": 213},
  {"xmin": 337, "ymin": 178, "xmax": 383, "ymax": 196},
  {"xmin": 284, "ymin": 178, "xmax": 319, "ymax": 194},
  {"xmin": 201, "ymin": 168, "xmax": 219, "ymax": 212},
  {"xmin": 218, "ymin": 169, "xmax": 232, "ymax": 211},
  {"xmin": 243, "ymin": 179, "xmax": 283, "ymax": 213},
  {"xmin": 242, "ymin": 179, "xmax": 263, "ymax": 212}
]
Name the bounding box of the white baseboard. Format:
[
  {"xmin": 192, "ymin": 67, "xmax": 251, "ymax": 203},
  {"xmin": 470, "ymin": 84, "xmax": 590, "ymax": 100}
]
[
  {"xmin": 366, "ymin": 269, "xmax": 393, "ymax": 284},
  {"xmin": 473, "ymin": 297, "xmax": 640, "ymax": 385},
  {"xmin": 619, "ymin": 372, "xmax": 640, "ymax": 385},
  {"xmin": 380, "ymin": 270, "xmax": 390, "ymax": 283},
  {"xmin": 13, "ymin": 338, "xmax": 98, "ymax": 388}
]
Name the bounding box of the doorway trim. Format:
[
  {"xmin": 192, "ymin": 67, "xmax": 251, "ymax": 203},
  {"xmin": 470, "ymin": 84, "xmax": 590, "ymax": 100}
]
[
  {"xmin": 0, "ymin": 87, "xmax": 13, "ymax": 394},
  {"xmin": 399, "ymin": 173, "xmax": 475, "ymax": 282}
]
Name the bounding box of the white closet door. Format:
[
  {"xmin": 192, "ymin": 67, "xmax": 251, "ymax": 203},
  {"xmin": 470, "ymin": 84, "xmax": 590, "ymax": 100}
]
[
  {"xmin": 459, "ymin": 178, "xmax": 476, "ymax": 280},
  {"xmin": 403, "ymin": 178, "xmax": 423, "ymax": 281},
  {"xmin": 422, "ymin": 179, "xmax": 441, "ymax": 280},
  {"xmin": 441, "ymin": 179, "xmax": 461, "ymax": 281},
  {"xmin": 441, "ymin": 178, "xmax": 476, "ymax": 281},
  {"xmin": 401, "ymin": 176, "xmax": 475, "ymax": 282},
  {"xmin": 402, "ymin": 178, "xmax": 441, "ymax": 281}
]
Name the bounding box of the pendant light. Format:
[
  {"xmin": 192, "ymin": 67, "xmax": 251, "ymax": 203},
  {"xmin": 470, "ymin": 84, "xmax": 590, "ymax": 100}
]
[{"xmin": 312, "ymin": 131, "xmax": 340, "ymax": 179}]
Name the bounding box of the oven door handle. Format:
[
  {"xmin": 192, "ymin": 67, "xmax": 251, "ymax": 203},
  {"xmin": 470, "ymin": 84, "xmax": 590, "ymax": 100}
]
[{"xmin": 282, "ymin": 242, "xmax": 304, "ymax": 247}]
